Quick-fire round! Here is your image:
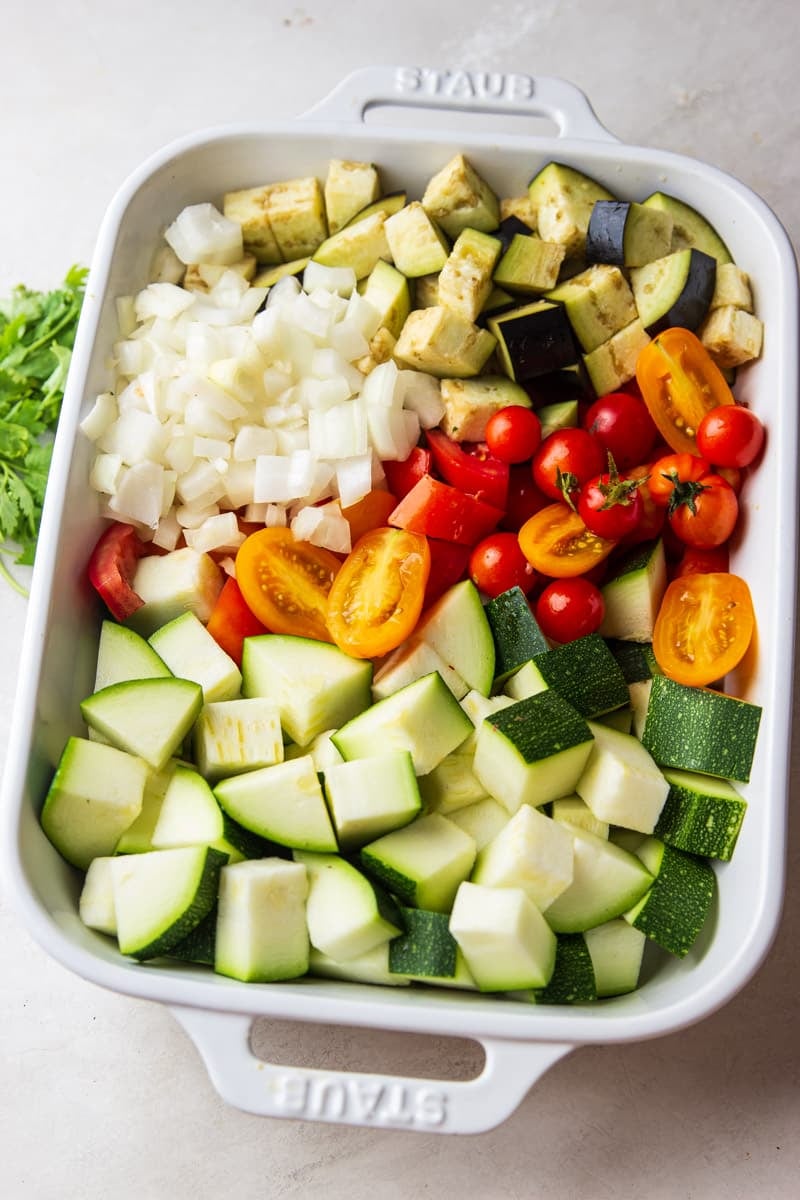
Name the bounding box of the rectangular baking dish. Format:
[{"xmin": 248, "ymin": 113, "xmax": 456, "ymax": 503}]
[{"xmin": 2, "ymin": 67, "xmax": 798, "ymax": 1134}]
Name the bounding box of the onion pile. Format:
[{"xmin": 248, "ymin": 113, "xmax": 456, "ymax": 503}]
[{"xmin": 80, "ymin": 203, "xmax": 444, "ymax": 557}]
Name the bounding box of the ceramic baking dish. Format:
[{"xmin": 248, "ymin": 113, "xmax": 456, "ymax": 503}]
[{"xmin": 2, "ymin": 67, "xmax": 798, "ymax": 1134}]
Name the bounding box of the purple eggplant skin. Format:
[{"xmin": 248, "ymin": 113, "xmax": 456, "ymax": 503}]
[
  {"xmin": 643, "ymin": 249, "xmax": 717, "ymax": 336},
  {"xmin": 585, "ymin": 201, "xmax": 631, "ymax": 266}
]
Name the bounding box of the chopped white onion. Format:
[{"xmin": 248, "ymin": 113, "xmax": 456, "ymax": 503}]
[
  {"xmin": 80, "ymin": 392, "xmax": 118, "ymax": 441},
  {"xmin": 107, "ymin": 462, "xmax": 167, "ymax": 528},
  {"xmin": 184, "ymin": 512, "xmax": 245, "ymax": 554},
  {"xmin": 396, "ymin": 369, "xmax": 445, "ymax": 428},
  {"xmin": 302, "ymin": 261, "xmax": 357, "ymax": 297},
  {"xmin": 336, "ymin": 453, "xmax": 374, "ymax": 509},
  {"xmin": 134, "ymin": 282, "xmax": 195, "ymax": 323},
  {"xmin": 164, "ymin": 203, "xmax": 243, "ymax": 267}
]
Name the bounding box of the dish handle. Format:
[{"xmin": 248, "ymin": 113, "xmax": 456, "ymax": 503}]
[
  {"xmin": 301, "ymin": 65, "xmax": 618, "ymax": 143},
  {"xmin": 170, "ymin": 1005, "xmax": 574, "ymax": 1134}
]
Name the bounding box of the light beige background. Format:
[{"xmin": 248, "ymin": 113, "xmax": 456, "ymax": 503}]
[{"xmin": 1, "ymin": 2, "xmax": 798, "ymax": 1196}]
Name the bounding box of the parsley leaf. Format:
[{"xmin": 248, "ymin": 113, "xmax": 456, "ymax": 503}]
[{"xmin": 0, "ymin": 265, "xmax": 86, "ymax": 594}]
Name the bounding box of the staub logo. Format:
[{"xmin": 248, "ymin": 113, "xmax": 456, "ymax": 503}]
[
  {"xmin": 271, "ymin": 1070, "xmax": 449, "ymax": 1127},
  {"xmin": 395, "ymin": 66, "xmax": 536, "ymax": 103}
]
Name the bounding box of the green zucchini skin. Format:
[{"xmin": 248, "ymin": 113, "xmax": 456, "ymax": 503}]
[
  {"xmin": 389, "ymin": 908, "xmax": 458, "ymax": 978},
  {"xmin": 626, "ymin": 841, "xmax": 716, "ymax": 958},
  {"xmin": 654, "ymin": 771, "xmax": 747, "ymax": 861},
  {"xmin": 535, "ymin": 933, "xmax": 597, "ymax": 1004},
  {"xmin": 640, "ymin": 675, "xmax": 762, "ymax": 783},
  {"xmin": 485, "ymin": 586, "xmax": 549, "ymax": 683},
  {"xmin": 532, "ymin": 634, "xmax": 630, "ymax": 719}
]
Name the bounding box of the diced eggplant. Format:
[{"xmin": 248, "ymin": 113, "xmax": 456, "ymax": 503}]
[
  {"xmin": 630, "ymin": 248, "xmax": 717, "ymax": 335},
  {"xmin": 488, "ymin": 300, "xmax": 580, "ymax": 382},
  {"xmin": 494, "ymin": 215, "xmax": 537, "ymax": 255},
  {"xmin": 582, "ymin": 320, "xmax": 651, "ymax": 395},
  {"xmin": 547, "ymin": 263, "xmax": 637, "ymax": 353},
  {"xmin": 527, "ymin": 162, "xmax": 615, "ymax": 258},
  {"xmin": 493, "ymin": 235, "xmax": 566, "ymax": 296},
  {"xmin": 642, "ymin": 192, "xmax": 732, "ymax": 265},
  {"xmin": 586, "ymin": 201, "xmax": 673, "ymax": 268}
]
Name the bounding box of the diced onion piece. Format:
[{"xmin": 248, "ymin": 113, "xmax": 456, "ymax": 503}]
[
  {"xmin": 194, "ymin": 436, "xmax": 231, "ymax": 460},
  {"xmin": 265, "ymin": 275, "xmax": 303, "ymax": 309},
  {"xmin": 292, "ymin": 292, "xmax": 334, "ymax": 341},
  {"xmin": 97, "ymin": 409, "xmax": 170, "ymax": 465},
  {"xmin": 223, "ymin": 462, "xmax": 257, "ymax": 509},
  {"xmin": 134, "ymin": 282, "xmax": 195, "ymax": 322},
  {"xmin": 336, "ymin": 454, "xmax": 374, "ymax": 509},
  {"xmin": 184, "ymin": 512, "xmax": 246, "ymax": 554},
  {"xmin": 366, "ymin": 405, "xmax": 418, "ymax": 461},
  {"xmin": 80, "ymin": 392, "xmax": 118, "ymax": 441},
  {"xmin": 114, "ymin": 339, "xmax": 152, "ymax": 378},
  {"xmin": 176, "ymin": 502, "xmax": 220, "ymax": 529},
  {"xmin": 276, "ymin": 426, "xmax": 310, "ymax": 454},
  {"xmin": 164, "ymin": 203, "xmax": 243, "ymax": 266},
  {"xmin": 297, "ymin": 376, "xmax": 352, "ymax": 412},
  {"xmin": 176, "ymin": 460, "xmax": 228, "ymax": 506},
  {"xmin": 89, "ymin": 453, "xmax": 123, "ymax": 495},
  {"xmin": 233, "ymin": 425, "xmax": 278, "ymax": 460},
  {"xmin": 344, "ymin": 291, "xmax": 382, "ymax": 340},
  {"xmin": 107, "ymin": 462, "xmax": 168, "ymax": 529},
  {"xmin": 311, "ymin": 348, "xmax": 363, "ymax": 393},
  {"xmin": 361, "ymin": 359, "xmax": 400, "ymax": 409},
  {"xmin": 397, "ymin": 369, "xmax": 445, "ymax": 429},
  {"xmin": 329, "ymin": 320, "xmax": 370, "ymax": 363},
  {"xmin": 153, "ymin": 511, "xmax": 182, "ymax": 551},
  {"xmin": 303, "ymin": 261, "xmax": 357, "ymax": 296},
  {"xmin": 291, "ymin": 501, "xmax": 352, "ymax": 554},
  {"xmin": 149, "ymin": 245, "xmax": 186, "ymax": 285},
  {"xmin": 308, "ymin": 401, "xmax": 368, "ymax": 460},
  {"xmin": 255, "ymin": 453, "xmax": 316, "ymax": 503}
]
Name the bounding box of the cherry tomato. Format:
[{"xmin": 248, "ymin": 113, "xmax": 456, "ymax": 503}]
[
  {"xmin": 535, "ymin": 578, "xmax": 605, "ymax": 644},
  {"xmin": 518, "ymin": 503, "xmax": 617, "ymax": 578},
  {"xmin": 653, "ymin": 572, "xmax": 755, "ymax": 686},
  {"xmin": 326, "ymin": 527, "xmax": 430, "ymax": 658},
  {"xmin": 673, "ymin": 545, "xmax": 730, "ymax": 579},
  {"xmin": 469, "ymin": 532, "xmax": 537, "ymax": 598},
  {"xmin": 531, "ymin": 428, "xmax": 606, "ymax": 502},
  {"xmin": 617, "ymin": 463, "xmax": 665, "ymax": 547},
  {"xmin": 696, "ymin": 404, "xmax": 765, "ymax": 468},
  {"xmin": 647, "ymin": 453, "xmax": 711, "ymax": 508},
  {"xmin": 485, "ymin": 405, "xmax": 542, "ymax": 463},
  {"xmin": 206, "ymin": 576, "xmax": 267, "ymax": 666},
  {"xmin": 577, "ymin": 460, "xmax": 645, "ymax": 540},
  {"xmin": 500, "ymin": 465, "xmax": 550, "ymax": 531},
  {"xmin": 715, "ymin": 465, "xmax": 743, "ymax": 494},
  {"xmin": 582, "ymin": 391, "xmax": 659, "ymax": 471},
  {"xmin": 636, "ymin": 326, "xmax": 736, "ymax": 455},
  {"xmin": 87, "ymin": 521, "xmax": 148, "ymax": 620},
  {"xmin": 668, "ymin": 472, "xmax": 739, "ymax": 549},
  {"xmin": 235, "ymin": 527, "xmax": 341, "ymax": 643}
]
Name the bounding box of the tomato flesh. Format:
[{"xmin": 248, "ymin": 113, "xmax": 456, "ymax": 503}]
[
  {"xmin": 653, "ymin": 572, "xmax": 755, "ymax": 686},
  {"xmin": 518, "ymin": 503, "xmax": 617, "ymax": 578},
  {"xmin": 235, "ymin": 527, "xmax": 341, "ymax": 643},
  {"xmin": 87, "ymin": 521, "xmax": 147, "ymax": 620},
  {"xmin": 327, "ymin": 527, "xmax": 430, "ymax": 658},
  {"xmin": 636, "ymin": 327, "xmax": 735, "ymax": 456},
  {"xmin": 389, "ymin": 475, "xmax": 503, "ymax": 546}
]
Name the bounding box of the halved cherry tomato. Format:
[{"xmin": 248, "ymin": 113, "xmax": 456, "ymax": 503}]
[
  {"xmin": 235, "ymin": 527, "xmax": 341, "ymax": 643},
  {"xmin": 636, "ymin": 327, "xmax": 736, "ymax": 456},
  {"xmin": 653, "ymin": 572, "xmax": 755, "ymax": 686},
  {"xmin": 696, "ymin": 404, "xmax": 765, "ymax": 468},
  {"xmin": 425, "ymin": 428, "xmax": 509, "ymax": 509},
  {"xmin": 469, "ymin": 532, "xmax": 537, "ymax": 598},
  {"xmin": 582, "ymin": 391, "xmax": 658, "ymax": 471},
  {"xmin": 518, "ymin": 502, "xmax": 617, "ymax": 578},
  {"xmin": 647, "ymin": 453, "xmax": 711, "ymax": 507},
  {"xmin": 484, "ymin": 405, "xmax": 542, "ymax": 463},
  {"xmin": 206, "ymin": 576, "xmax": 267, "ymax": 666},
  {"xmin": 87, "ymin": 521, "xmax": 147, "ymax": 620},
  {"xmin": 342, "ymin": 489, "xmax": 398, "ymax": 545},
  {"xmin": 382, "ymin": 446, "xmax": 432, "ymax": 499},
  {"xmin": 535, "ymin": 578, "xmax": 605, "ymax": 643},
  {"xmin": 673, "ymin": 544, "xmax": 730, "ymax": 578},
  {"xmin": 531, "ymin": 428, "xmax": 606, "ymax": 502},
  {"xmin": 667, "ymin": 471, "xmax": 739, "ymax": 549},
  {"xmin": 388, "ymin": 475, "xmax": 503, "ymax": 546},
  {"xmin": 326, "ymin": 527, "xmax": 430, "ymax": 658}
]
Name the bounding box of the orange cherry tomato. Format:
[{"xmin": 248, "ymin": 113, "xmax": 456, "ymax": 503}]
[
  {"xmin": 235, "ymin": 527, "xmax": 341, "ymax": 643},
  {"xmin": 326, "ymin": 527, "xmax": 430, "ymax": 658},
  {"xmin": 518, "ymin": 502, "xmax": 617, "ymax": 578},
  {"xmin": 653, "ymin": 572, "xmax": 755, "ymax": 687},
  {"xmin": 636, "ymin": 327, "xmax": 736, "ymax": 456}
]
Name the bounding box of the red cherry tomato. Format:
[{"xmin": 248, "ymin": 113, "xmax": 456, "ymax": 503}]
[
  {"xmin": 647, "ymin": 453, "xmax": 711, "ymax": 507},
  {"xmin": 500, "ymin": 465, "xmax": 551, "ymax": 531},
  {"xmin": 667, "ymin": 472, "xmax": 739, "ymax": 549},
  {"xmin": 469, "ymin": 532, "xmax": 538, "ymax": 598},
  {"xmin": 577, "ymin": 462, "xmax": 645, "ymax": 540},
  {"xmin": 485, "ymin": 406, "xmax": 542, "ymax": 463},
  {"xmin": 696, "ymin": 404, "xmax": 765, "ymax": 468},
  {"xmin": 534, "ymin": 578, "xmax": 605, "ymax": 643},
  {"xmin": 617, "ymin": 463, "xmax": 666, "ymax": 547},
  {"xmin": 583, "ymin": 391, "xmax": 659, "ymax": 471},
  {"xmin": 673, "ymin": 544, "xmax": 730, "ymax": 578},
  {"xmin": 531, "ymin": 428, "xmax": 606, "ymax": 502}
]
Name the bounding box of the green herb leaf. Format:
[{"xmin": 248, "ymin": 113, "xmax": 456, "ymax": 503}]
[{"xmin": 0, "ymin": 266, "xmax": 86, "ymax": 592}]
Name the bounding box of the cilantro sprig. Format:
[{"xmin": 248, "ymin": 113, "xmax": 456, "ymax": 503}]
[{"xmin": 0, "ymin": 265, "xmax": 87, "ymax": 594}]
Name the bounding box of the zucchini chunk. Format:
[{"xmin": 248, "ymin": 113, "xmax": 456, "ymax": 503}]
[
  {"xmin": 421, "ymin": 153, "xmax": 500, "ymax": 238},
  {"xmin": 488, "ymin": 300, "xmax": 580, "ymax": 382},
  {"xmin": 215, "ymin": 857, "xmax": 310, "ymax": 982},
  {"xmin": 447, "ymin": 796, "xmax": 509, "ymax": 851},
  {"xmin": 294, "ymin": 851, "xmax": 403, "ymax": 961},
  {"xmin": 586, "ymin": 200, "xmax": 673, "ymax": 268},
  {"xmin": 583, "ymin": 919, "xmax": 646, "ymax": 997},
  {"xmin": 630, "ymin": 248, "xmax": 716, "ymax": 335},
  {"xmin": 360, "ymin": 812, "xmax": 477, "ymax": 913},
  {"xmin": 484, "ymin": 585, "xmax": 549, "ymax": 684},
  {"xmin": 323, "ymin": 750, "xmax": 422, "ymax": 849},
  {"xmin": 655, "ymin": 769, "xmax": 747, "ymax": 861},
  {"xmin": 214, "ymin": 755, "xmax": 337, "ymax": 852},
  {"xmin": 148, "ymin": 611, "xmax": 242, "ymax": 703},
  {"xmin": 471, "ymin": 803, "xmax": 575, "ymax": 911},
  {"xmin": 524, "ymin": 933, "xmax": 597, "ymax": 1004},
  {"xmin": 576, "ymin": 721, "xmax": 670, "ymax": 835},
  {"xmin": 642, "ymin": 191, "xmax": 732, "ymax": 265},
  {"xmin": 527, "ymin": 161, "xmax": 615, "ymax": 258},
  {"xmin": 388, "ymin": 907, "xmax": 460, "ymax": 979},
  {"xmin": 449, "ymin": 881, "xmax": 557, "ymax": 992},
  {"xmin": 599, "ymin": 539, "xmax": 668, "ymax": 643},
  {"xmin": 94, "ymin": 619, "xmax": 171, "ymax": 691},
  {"xmin": 80, "ymin": 677, "xmax": 204, "ymax": 771},
  {"xmin": 505, "ymin": 632, "xmax": 630, "ymax": 719},
  {"xmin": 624, "ymin": 837, "xmax": 716, "ymax": 958},
  {"xmin": 543, "ymin": 828, "xmax": 654, "ymax": 933}
]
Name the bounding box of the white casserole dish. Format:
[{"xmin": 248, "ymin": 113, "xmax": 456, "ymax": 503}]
[{"xmin": 2, "ymin": 67, "xmax": 798, "ymax": 1134}]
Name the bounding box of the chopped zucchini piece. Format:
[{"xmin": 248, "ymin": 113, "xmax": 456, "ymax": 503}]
[
  {"xmin": 505, "ymin": 633, "xmax": 629, "ymax": 719},
  {"xmin": 576, "ymin": 721, "xmax": 670, "ymax": 835},
  {"xmin": 322, "ymin": 750, "xmax": 422, "ymax": 849},
  {"xmin": 215, "ymin": 857, "xmax": 310, "ymax": 982},
  {"xmin": 624, "ymin": 837, "xmax": 716, "ymax": 957},
  {"xmin": 360, "ymin": 813, "xmax": 477, "ymax": 913},
  {"xmin": 655, "ymin": 768, "xmax": 747, "ymax": 860},
  {"xmin": 389, "ymin": 907, "xmax": 459, "ymax": 978},
  {"xmin": 112, "ymin": 845, "xmax": 226, "ymax": 961},
  {"xmin": 214, "ymin": 755, "xmax": 337, "ymax": 852},
  {"xmin": 639, "ymin": 674, "xmax": 761, "ymax": 782},
  {"xmin": 485, "ymin": 585, "xmax": 549, "ymax": 684},
  {"xmin": 543, "ymin": 828, "xmax": 653, "ymax": 933},
  {"xmin": 471, "ymin": 804, "xmax": 574, "ymax": 911},
  {"xmin": 294, "ymin": 851, "xmax": 402, "ymax": 961},
  {"xmin": 449, "ymin": 881, "xmax": 557, "ymax": 992},
  {"xmin": 583, "ymin": 919, "xmax": 646, "ymax": 996},
  {"xmin": 599, "ymin": 539, "xmax": 667, "ymax": 643}
]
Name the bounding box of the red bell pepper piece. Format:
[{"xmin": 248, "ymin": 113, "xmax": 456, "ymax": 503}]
[
  {"xmin": 388, "ymin": 476, "xmax": 503, "ymax": 546},
  {"xmin": 206, "ymin": 576, "xmax": 268, "ymax": 666},
  {"xmin": 86, "ymin": 522, "xmax": 147, "ymax": 621},
  {"xmin": 423, "ymin": 538, "xmax": 471, "ymax": 608},
  {"xmin": 425, "ymin": 429, "xmax": 509, "ymax": 509},
  {"xmin": 381, "ymin": 446, "xmax": 432, "ymax": 499}
]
